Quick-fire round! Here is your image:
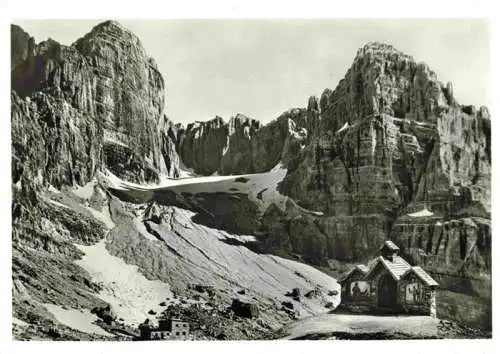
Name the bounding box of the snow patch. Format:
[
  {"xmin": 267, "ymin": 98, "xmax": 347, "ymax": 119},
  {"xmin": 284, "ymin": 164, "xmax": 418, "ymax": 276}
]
[
  {"xmin": 46, "ymin": 198, "xmax": 71, "ymax": 210},
  {"xmin": 87, "ymin": 205, "xmax": 115, "ymax": 230},
  {"xmin": 408, "ymin": 208, "xmax": 434, "ymax": 217},
  {"xmin": 48, "ymin": 185, "xmax": 60, "ymax": 194},
  {"xmin": 73, "ymin": 179, "xmax": 97, "ymax": 200},
  {"xmin": 271, "ymin": 162, "xmax": 284, "ymax": 172},
  {"xmin": 44, "ymin": 304, "xmax": 113, "ymax": 337},
  {"xmin": 222, "ymin": 136, "xmax": 230, "ymax": 156},
  {"xmin": 243, "ymin": 126, "xmax": 251, "ymax": 139},
  {"xmin": 74, "ymin": 239, "xmax": 172, "ymax": 326},
  {"xmin": 336, "ymin": 122, "xmax": 350, "ymax": 133},
  {"xmin": 100, "ymin": 169, "xmax": 249, "ymax": 191},
  {"xmin": 104, "ymin": 130, "xmax": 129, "ymax": 148},
  {"xmin": 288, "ymin": 119, "xmax": 307, "ymax": 140},
  {"xmin": 104, "ymin": 135, "xmax": 129, "ymax": 148}
]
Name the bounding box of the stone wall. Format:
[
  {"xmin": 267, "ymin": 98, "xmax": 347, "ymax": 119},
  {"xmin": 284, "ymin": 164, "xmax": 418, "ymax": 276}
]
[
  {"xmin": 399, "ymin": 272, "xmax": 435, "ymax": 316},
  {"xmin": 339, "ymin": 270, "xmax": 371, "ymax": 313}
]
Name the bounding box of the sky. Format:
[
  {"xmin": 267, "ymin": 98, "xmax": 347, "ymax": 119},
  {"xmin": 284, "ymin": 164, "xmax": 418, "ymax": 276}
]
[{"xmin": 14, "ymin": 19, "xmax": 490, "ymax": 125}]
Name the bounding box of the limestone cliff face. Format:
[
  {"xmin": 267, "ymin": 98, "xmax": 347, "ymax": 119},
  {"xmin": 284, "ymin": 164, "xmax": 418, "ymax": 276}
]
[
  {"xmin": 177, "ymin": 100, "xmax": 320, "ymax": 175},
  {"xmin": 319, "ymin": 42, "xmax": 450, "ymax": 132},
  {"xmin": 391, "ymin": 215, "xmax": 491, "ymax": 296},
  {"xmin": 279, "ymin": 42, "xmax": 490, "ymax": 261},
  {"xmin": 265, "ymin": 42, "xmax": 491, "ymax": 328},
  {"xmin": 11, "ymin": 23, "xmax": 183, "ymax": 334},
  {"xmin": 12, "ymin": 90, "xmax": 103, "ymax": 197},
  {"xmin": 11, "ymin": 21, "xmax": 180, "ymax": 188},
  {"xmin": 177, "ymin": 116, "xmax": 230, "ymax": 175},
  {"xmin": 414, "ymin": 106, "xmax": 491, "ymax": 213}
]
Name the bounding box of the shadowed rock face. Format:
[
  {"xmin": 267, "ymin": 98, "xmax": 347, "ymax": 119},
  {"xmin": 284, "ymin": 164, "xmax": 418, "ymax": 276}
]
[
  {"xmin": 11, "ymin": 21, "xmax": 180, "ymax": 187},
  {"xmin": 177, "ymin": 105, "xmax": 320, "ymax": 176},
  {"xmin": 11, "ymin": 24, "xmax": 36, "ymax": 70}
]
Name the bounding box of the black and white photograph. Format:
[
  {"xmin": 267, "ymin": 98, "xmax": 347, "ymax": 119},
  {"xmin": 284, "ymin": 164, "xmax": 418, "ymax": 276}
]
[{"xmin": 2, "ymin": 0, "xmax": 497, "ymax": 350}]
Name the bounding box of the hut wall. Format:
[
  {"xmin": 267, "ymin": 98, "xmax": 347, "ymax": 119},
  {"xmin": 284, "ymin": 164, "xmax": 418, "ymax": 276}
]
[
  {"xmin": 340, "ymin": 270, "xmax": 372, "ymax": 312},
  {"xmin": 365, "ymin": 262, "xmax": 401, "ymax": 310},
  {"xmin": 398, "ymin": 273, "xmax": 434, "ymax": 315}
]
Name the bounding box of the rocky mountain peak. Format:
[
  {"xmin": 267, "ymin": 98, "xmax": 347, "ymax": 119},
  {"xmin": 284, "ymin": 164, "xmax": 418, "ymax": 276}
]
[
  {"xmin": 318, "ymin": 41, "xmax": 457, "ymax": 132},
  {"xmin": 307, "ymin": 95, "xmax": 319, "ymax": 112},
  {"xmin": 75, "ymin": 20, "xmax": 136, "ymax": 46},
  {"xmin": 355, "ymin": 41, "xmax": 414, "ymax": 62}
]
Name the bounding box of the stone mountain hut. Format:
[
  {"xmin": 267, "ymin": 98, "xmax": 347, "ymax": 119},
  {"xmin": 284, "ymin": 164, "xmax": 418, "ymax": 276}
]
[{"xmin": 139, "ymin": 317, "xmax": 190, "ymax": 340}]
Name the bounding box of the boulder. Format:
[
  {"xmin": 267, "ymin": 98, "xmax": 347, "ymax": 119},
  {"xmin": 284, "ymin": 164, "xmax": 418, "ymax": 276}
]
[
  {"xmin": 324, "ymin": 301, "xmax": 335, "ymax": 309},
  {"xmin": 230, "ymin": 299, "xmax": 259, "ymax": 319},
  {"xmin": 286, "ymin": 288, "xmax": 301, "ymax": 298},
  {"xmin": 305, "ymin": 288, "xmax": 322, "ymax": 299},
  {"xmin": 91, "ymin": 304, "xmax": 116, "ymax": 325}
]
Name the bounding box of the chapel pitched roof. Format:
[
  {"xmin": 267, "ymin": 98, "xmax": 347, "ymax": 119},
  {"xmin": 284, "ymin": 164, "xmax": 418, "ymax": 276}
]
[
  {"xmin": 365, "ymin": 255, "xmax": 412, "ymax": 281},
  {"xmin": 402, "ymin": 266, "xmax": 439, "ymax": 287},
  {"xmin": 338, "ymin": 242, "xmax": 438, "ymax": 286},
  {"xmin": 339, "ymin": 264, "xmax": 369, "ymax": 282}
]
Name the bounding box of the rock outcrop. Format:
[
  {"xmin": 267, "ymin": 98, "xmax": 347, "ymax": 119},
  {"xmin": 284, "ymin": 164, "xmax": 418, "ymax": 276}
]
[
  {"xmin": 10, "ymin": 21, "xmax": 181, "ymax": 340},
  {"xmin": 177, "ymin": 103, "xmax": 319, "ymax": 175},
  {"xmin": 11, "ymin": 24, "xmax": 35, "ymax": 70},
  {"xmin": 278, "ymin": 42, "xmax": 490, "ymax": 263},
  {"xmin": 270, "ymin": 42, "xmax": 490, "ymax": 329},
  {"xmin": 11, "ymin": 21, "xmax": 180, "ymax": 187}
]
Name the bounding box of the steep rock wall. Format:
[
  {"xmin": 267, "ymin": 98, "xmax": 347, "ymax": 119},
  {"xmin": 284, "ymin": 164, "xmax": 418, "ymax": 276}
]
[
  {"xmin": 11, "ymin": 21, "xmax": 180, "ymax": 186},
  {"xmin": 177, "ymin": 101, "xmax": 320, "ymax": 175}
]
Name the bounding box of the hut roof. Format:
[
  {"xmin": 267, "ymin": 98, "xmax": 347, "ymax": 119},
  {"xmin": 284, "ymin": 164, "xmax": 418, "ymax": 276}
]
[
  {"xmin": 365, "ymin": 256, "xmax": 411, "ymax": 281},
  {"xmin": 402, "ymin": 266, "xmax": 439, "ymax": 287},
  {"xmin": 339, "ymin": 264, "xmax": 369, "ymax": 282}
]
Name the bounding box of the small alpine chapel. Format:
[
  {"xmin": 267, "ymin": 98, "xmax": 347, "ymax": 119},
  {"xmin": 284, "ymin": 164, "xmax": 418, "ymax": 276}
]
[{"xmin": 338, "ymin": 241, "xmax": 439, "ymax": 316}]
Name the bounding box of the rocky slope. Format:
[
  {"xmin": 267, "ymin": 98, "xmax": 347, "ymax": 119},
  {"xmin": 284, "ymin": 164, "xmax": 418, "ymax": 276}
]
[{"xmin": 11, "ymin": 20, "xmax": 491, "ymax": 338}]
